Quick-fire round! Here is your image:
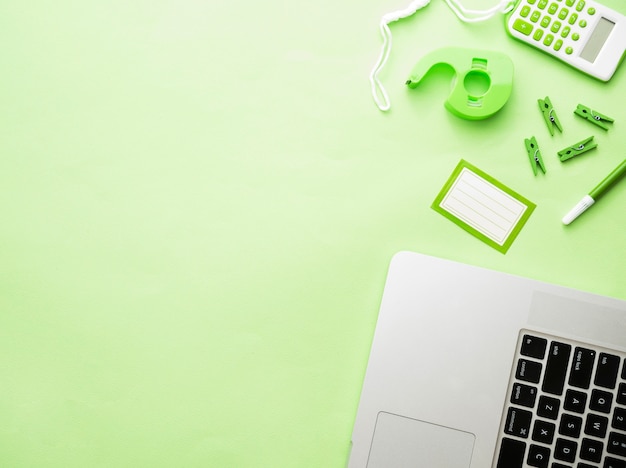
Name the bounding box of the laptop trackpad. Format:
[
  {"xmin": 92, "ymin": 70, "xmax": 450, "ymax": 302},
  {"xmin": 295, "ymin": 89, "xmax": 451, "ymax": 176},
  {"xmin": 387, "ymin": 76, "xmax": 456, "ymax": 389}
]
[{"xmin": 367, "ymin": 412, "xmax": 475, "ymax": 468}]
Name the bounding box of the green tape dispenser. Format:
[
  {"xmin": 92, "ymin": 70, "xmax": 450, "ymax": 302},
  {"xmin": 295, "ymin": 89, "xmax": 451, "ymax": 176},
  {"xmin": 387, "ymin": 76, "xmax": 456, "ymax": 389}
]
[{"xmin": 406, "ymin": 47, "xmax": 514, "ymax": 120}]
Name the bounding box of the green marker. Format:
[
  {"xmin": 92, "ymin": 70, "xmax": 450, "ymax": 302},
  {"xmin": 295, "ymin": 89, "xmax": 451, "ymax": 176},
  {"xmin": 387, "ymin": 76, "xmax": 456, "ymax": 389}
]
[{"xmin": 563, "ymin": 158, "xmax": 626, "ymax": 225}]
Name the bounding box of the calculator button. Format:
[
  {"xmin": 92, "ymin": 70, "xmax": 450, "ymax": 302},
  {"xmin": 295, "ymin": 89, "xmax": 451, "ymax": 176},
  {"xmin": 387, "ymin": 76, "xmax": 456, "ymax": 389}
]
[
  {"xmin": 534, "ymin": 29, "xmax": 545, "ymax": 40},
  {"xmin": 576, "ymin": 0, "xmax": 585, "ymax": 11},
  {"xmin": 521, "ymin": 5, "xmax": 532, "ymax": 16},
  {"xmin": 551, "ymin": 21, "xmax": 562, "ymax": 33},
  {"xmin": 558, "ymin": 8, "xmax": 568, "ymax": 19},
  {"xmin": 568, "ymin": 12, "xmax": 578, "ymax": 24},
  {"xmin": 513, "ymin": 18, "xmax": 534, "ymax": 35},
  {"xmin": 561, "ymin": 26, "xmax": 571, "ymax": 37},
  {"xmin": 541, "ymin": 16, "xmax": 551, "ymax": 27},
  {"xmin": 588, "ymin": 7, "xmax": 595, "ymax": 14},
  {"xmin": 554, "ymin": 39, "xmax": 563, "ymax": 51},
  {"xmin": 580, "ymin": 19, "xmax": 587, "ymax": 27},
  {"xmin": 528, "ymin": 0, "xmax": 537, "ymax": 4},
  {"xmin": 531, "ymin": 10, "xmax": 541, "ymax": 22},
  {"xmin": 548, "ymin": 2, "xmax": 559, "ymax": 14},
  {"xmin": 565, "ymin": 46, "xmax": 573, "ymax": 54},
  {"xmin": 572, "ymin": 32, "xmax": 580, "ymax": 40},
  {"xmin": 538, "ymin": 0, "xmax": 548, "ymax": 9},
  {"xmin": 566, "ymin": 0, "xmax": 574, "ymax": 5},
  {"xmin": 544, "ymin": 33, "xmax": 555, "ymax": 46}
]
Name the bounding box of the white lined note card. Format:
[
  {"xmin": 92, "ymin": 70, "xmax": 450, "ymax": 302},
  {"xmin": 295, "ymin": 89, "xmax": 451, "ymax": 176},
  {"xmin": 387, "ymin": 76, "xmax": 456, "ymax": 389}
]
[{"xmin": 432, "ymin": 160, "xmax": 536, "ymax": 253}]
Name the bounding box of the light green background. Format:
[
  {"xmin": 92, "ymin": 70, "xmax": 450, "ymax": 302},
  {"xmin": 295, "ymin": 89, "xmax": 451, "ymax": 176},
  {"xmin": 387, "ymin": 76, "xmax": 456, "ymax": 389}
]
[{"xmin": 1, "ymin": 0, "xmax": 625, "ymax": 466}]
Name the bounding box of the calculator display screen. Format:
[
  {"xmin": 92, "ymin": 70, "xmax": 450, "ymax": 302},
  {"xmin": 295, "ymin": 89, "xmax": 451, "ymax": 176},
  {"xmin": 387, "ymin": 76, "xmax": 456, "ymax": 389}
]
[{"xmin": 580, "ymin": 17, "xmax": 616, "ymax": 63}]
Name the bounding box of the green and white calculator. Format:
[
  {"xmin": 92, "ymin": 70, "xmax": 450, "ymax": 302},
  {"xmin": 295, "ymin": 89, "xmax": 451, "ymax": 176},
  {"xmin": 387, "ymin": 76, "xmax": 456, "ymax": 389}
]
[{"xmin": 506, "ymin": 0, "xmax": 626, "ymax": 80}]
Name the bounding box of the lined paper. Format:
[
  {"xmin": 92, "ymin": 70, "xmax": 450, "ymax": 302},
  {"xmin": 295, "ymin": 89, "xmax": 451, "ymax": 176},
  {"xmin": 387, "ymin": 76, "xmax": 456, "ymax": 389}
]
[
  {"xmin": 432, "ymin": 160, "xmax": 535, "ymax": 253},
  {"xmin": 440, "ymin": 167, "xmax": 526, "ymax": 245}
]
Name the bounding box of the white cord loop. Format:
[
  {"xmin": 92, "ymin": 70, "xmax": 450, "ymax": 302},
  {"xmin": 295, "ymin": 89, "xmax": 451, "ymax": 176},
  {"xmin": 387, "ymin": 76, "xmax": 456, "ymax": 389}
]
[
  {"xmin": 370, "ymin": 0, "xmax": 431, "ymax": 111},
  {"xmin": 370, "ymin": 0, "xmax": 516, "ymax": 111},
  {"xmin": 444, "ymin": 0, "xmax": 515, "ymax": 22}
]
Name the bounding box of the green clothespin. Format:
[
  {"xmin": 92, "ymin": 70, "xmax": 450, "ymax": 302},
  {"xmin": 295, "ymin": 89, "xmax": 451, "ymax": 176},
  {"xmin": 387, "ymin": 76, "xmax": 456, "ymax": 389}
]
[
  {"xmin": 574, "ymin": 104, "xmax": 614, "ymax": 130},
  {"xmin": 558, "ymin": 136, "xmax": 597, "ymax": 162},
  {"xmin": 538, "ymin": 96, "xmax": 562, "ymax": 136},
  {"xmin": 524, "ymin": 136, "xmax": 546, "ymax": 175}
]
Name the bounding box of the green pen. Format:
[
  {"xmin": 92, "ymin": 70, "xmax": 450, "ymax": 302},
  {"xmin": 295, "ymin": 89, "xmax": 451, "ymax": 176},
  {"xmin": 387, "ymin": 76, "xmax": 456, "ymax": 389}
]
[{"xmin": 563, "ymin": 158, "xmax": 626, "ymax": 225}]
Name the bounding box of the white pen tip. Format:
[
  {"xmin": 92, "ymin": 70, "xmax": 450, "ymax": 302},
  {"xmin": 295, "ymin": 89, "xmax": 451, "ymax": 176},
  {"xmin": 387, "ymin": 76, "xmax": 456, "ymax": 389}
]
[{"xmin": 562, "ymin": 195, "xmax": 595, "ymax": 225}]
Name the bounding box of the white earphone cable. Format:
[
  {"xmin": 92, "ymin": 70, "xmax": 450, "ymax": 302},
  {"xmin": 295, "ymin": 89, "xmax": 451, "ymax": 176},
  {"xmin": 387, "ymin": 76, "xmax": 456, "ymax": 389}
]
[
  {"xmin": 369, "ymin": 21, "xmax": 396, "ymax": 111},
  {"xmin": 370, "ymin": 0, "xmax": 431, "ymax": 111},
  {"xmin": 444, "ymin": 0, "xmax": 515, "ymax": 22}
]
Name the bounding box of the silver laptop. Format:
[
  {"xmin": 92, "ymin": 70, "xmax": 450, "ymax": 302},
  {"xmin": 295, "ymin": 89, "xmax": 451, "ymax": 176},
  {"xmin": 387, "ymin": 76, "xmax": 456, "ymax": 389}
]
[{"xmin": 349, "ymin": 251, "xmax": 626, "ymax": 468}]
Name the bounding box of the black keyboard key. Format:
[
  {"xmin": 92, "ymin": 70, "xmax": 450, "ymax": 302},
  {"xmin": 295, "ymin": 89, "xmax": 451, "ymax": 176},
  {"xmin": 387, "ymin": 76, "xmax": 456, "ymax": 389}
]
[
  {"xmin": 595, "ymin": 353, "xmax": 621, "ymax": 389},
  {"xmin": 537, "ymin": 395, "xmax": 561, "ymax": 420},
  {"xmin": 608, "ymin": 432, "xmax": 626, "ymax": 457},
  {"xmin": 505, "ymin": 407, "xmax": 533, "ymax": 438},
  {"xmin": 532, "ymin": 420, "xmax": 555, "ymax": 444},
  {"xmin": 585, "ymin": 413, "xmax": 609, "ymax": 438},
  {"xmin": 498, "ymin": 334, "xmax": 626, "ymax": 468},
  {"xmin": 612, "ymin": 407, "xmax": 626, "ymax": 431},
  {"xmin": 511, "ymin": 383, "xmax": 538, "ymax": 408},
  {"xmin": 528, "ymin": 444, "xmax": 551, "ymax": 468},
  {"xmin": 590, "ymin": 389, "xmax": 613, "ymax": 413},
  {"xmin": 605, "ymin": 456, "xmax": 626, "ymax": 468},
  {"xmin": 580, "ymin": 438, "xmax": 603, "ymax": 463},
  {"xmin": 559, "ymin": 413, "xmax": 583, "ymax": 438},
  {"xmin": 564, "ymin": 389, "xmax": 587, "ymax": 413},
  {"xmin": 617, "ymin": 382, "xmax": 626, "ymax": 405},
  {"xmin": 554, "ymin": 438, "xmax": 577, "ymax": 463},
  {"xmin": 497, "ymin": 437, "xmax": 526, "ymax": 468},
  {"xmin": 517, "ymin": 359, "xmax": 543, "ymax": 383},
  {"xmin": 521, "ymin": 335, "xmax": 548, "ymax": 359},
  {"xmin": 543, "ymin": 342, "xmax": 571, "ymax": 395},
  {"xmin": 569, "ymin": 347, "xmax": 595, "ymax": 389}
]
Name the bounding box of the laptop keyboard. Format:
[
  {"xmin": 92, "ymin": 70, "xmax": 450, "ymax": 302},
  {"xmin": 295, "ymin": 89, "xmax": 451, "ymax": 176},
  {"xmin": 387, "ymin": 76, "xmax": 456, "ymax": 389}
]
[{"xmin": 494, "ymin": 330, "xmax": 626, "ymax": 468}]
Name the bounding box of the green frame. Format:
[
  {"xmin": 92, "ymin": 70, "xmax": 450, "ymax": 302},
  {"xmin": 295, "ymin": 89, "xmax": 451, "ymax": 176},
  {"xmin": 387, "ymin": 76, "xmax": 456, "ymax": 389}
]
[{"xmin": 432, "ymin": 159, "xmax": 536, "ymax": 253}]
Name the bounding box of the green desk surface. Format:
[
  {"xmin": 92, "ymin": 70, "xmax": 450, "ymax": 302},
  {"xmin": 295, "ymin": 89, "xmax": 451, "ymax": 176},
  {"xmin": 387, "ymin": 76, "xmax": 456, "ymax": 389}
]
[{"xmin": 1, "ymin": 0, "xmax": 625, "ymax": 466}]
